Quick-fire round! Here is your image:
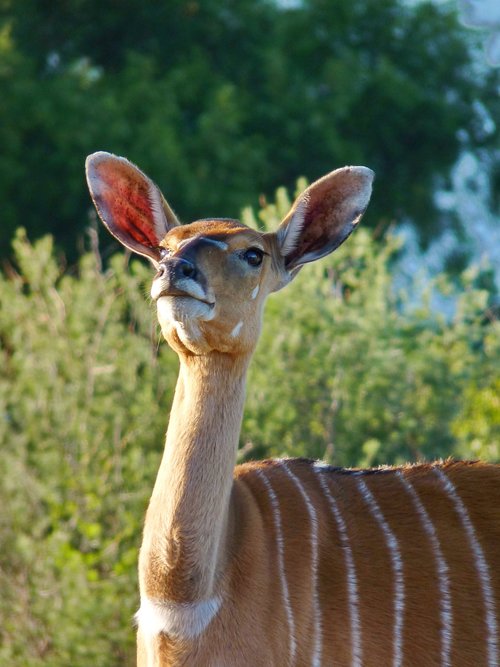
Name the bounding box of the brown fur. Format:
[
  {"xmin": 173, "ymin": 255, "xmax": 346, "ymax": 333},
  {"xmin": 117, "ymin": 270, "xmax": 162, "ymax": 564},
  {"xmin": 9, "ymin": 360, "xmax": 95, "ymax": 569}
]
[{"xmin": 138, "ymin": 459, "xmax": 500, "ymax": 666}]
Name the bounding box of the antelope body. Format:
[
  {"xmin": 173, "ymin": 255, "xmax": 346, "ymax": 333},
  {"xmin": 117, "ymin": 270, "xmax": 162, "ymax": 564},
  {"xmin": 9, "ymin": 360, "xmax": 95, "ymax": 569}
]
[{"xmin": 86, "ymin": 152, "xmax": 500, "ymax": 666}]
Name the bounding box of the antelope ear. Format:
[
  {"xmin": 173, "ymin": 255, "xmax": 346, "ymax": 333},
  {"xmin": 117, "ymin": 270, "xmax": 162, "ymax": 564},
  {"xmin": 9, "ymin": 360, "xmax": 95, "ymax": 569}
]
[
  {"xmin": 85, "ymin": 152, "xmax": 180, "ymax": 263},
  {"xmin": 276, "ymin": 166, "xmax": 374, "ymax": 274}
]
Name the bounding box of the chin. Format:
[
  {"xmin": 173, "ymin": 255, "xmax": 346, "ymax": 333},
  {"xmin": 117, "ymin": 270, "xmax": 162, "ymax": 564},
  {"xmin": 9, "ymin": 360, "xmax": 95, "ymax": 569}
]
[
  {"xmin": 157, "ymin": 296, "xmax": 214, "ymax": 325},
  {"xmin": 157, "ymin": 296, "xmax": 214, "ymax": 351}
]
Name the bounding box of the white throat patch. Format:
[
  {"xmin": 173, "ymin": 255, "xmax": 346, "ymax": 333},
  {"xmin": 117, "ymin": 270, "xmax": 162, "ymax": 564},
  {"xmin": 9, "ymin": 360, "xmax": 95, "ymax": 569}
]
[{"xmin": 136, "ymin": 596, "xmax": 222, "ymax": 639}]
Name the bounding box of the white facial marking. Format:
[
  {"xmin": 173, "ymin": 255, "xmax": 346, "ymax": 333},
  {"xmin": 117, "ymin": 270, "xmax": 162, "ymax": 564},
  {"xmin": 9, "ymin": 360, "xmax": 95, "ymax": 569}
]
[
  {"xmin": 255, "ymin": 469, "xmax": 297, "ymax": 663},
  {"xmin": 356, "ymin": 476, "xmax": 405, "ymax": 667},
  {"xmin": 177, "ymin": 278, "xmax": 207, "ymax": 302},
  {"xmin": 136, "ymin": 596, "xmax": 221, "ymax": 639},
  {"xmin": 435, "ymin": 468, "xmax": 498, "ymax": 667},
  {"xmin": 177, "ymin": 236, "xmax": 228, "ymax": 251},
  {"xmin": 203, "ymin": 238, "xmax": 228, "ymax": 250},
  {"xmin": 397, "ymin": 471, "xmax": 453, "ymax": 667},
  {"xmin": 156, "ymin": 296, "xmax": 214, "ymax": 323},
  {"xmin": 251, "ymin": 285, "xmax": 260, "ymax": 300},
  {"xmin": 151, "ymin": 274, "xmax": 209, "ymax": 303},
  {"xmin": 230, "ymin": 321, "xmax": 243, "ymax": 338},
  {"xmin": 314, "ymin": 462, "xmax": 362, "ymax": 667},
  {"xmin": 281, "ymin": 461, "xmax": 322, "ymax": 667}
]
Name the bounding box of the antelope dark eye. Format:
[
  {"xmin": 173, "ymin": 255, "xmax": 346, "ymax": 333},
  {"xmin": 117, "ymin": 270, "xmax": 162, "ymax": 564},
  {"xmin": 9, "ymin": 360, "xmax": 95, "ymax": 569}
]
[{"xmin": 243, "ymin": 248, "xmax": 264, "ymax": 267}]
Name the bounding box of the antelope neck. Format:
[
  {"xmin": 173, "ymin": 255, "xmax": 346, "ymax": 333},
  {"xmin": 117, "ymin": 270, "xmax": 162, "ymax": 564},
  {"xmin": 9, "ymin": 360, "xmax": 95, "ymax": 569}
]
[{"xmin": 140, "ymin": 351, "xmax": 251, "ymax": 603}]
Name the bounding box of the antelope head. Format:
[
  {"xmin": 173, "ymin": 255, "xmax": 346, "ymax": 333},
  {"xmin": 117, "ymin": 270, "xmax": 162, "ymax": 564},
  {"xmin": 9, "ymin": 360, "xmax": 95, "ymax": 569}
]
[{"xmin": 86, "ymin": 152, "xmax": 373, "ymax": 356}]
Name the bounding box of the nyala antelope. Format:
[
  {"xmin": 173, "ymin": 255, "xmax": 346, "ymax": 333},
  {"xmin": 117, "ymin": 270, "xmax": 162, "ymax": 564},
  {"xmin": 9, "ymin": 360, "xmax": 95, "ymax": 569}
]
[{"xmin": 86, "ymin": 152, "xmax": 500, "ymax": 666}]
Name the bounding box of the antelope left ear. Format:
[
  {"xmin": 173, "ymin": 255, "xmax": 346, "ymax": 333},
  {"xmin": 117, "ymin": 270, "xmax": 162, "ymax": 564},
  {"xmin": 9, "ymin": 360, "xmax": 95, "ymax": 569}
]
[
  {"xmin": 85, "ymin": 151, "xmax": 180, "ymax": 264},
  {"xmin": 276, "ymin": 166, "xmax": 374, "ymax": 275}
]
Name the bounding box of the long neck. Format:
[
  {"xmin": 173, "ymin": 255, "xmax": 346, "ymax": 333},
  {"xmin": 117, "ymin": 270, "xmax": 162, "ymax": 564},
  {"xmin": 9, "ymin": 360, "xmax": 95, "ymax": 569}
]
[{"xmin": 139, "ymin": 351, "xmax": 250, "ymax": 603}]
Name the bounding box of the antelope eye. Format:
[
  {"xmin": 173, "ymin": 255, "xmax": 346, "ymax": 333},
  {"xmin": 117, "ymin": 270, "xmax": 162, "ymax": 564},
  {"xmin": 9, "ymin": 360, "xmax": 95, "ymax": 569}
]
[{"xmin": 242, "ymin": 247, "xmax": 264, "ymax": 267}]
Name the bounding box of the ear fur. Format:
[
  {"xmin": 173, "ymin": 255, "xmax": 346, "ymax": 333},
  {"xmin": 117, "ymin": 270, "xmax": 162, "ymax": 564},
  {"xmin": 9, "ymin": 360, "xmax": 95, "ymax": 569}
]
[
  {"xmin": 85, "ymin": 152, "xmax": 180, "ymax": 263},
  {"xmin": 277, "ymin": 166, "xmax": 374, "ymax": 272}
]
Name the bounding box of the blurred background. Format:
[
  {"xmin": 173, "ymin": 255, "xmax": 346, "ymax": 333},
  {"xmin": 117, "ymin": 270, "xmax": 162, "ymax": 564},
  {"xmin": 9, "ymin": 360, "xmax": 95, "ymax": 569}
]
[{"xmin": 0, "ymin": 1, "xmax": 499, "ymax": 664}]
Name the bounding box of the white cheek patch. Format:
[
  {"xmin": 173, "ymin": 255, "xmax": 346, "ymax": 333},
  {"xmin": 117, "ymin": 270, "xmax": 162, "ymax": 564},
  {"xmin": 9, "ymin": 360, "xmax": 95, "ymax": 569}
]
[
  {"xmin": 136, "ymin": 596, "xmax": 221, "ymax": 639},
  {"xmin": 251, "ymin": 285, "xmax": 260, "ymax": 300},
  {"xmin": 230, "ymin": 321, "xmax": 243, "ymax": 338}
]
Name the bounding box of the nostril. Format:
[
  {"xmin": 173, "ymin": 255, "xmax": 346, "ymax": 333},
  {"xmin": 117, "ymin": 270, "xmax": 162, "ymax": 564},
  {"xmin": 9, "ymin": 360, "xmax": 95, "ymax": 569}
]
[
  {"xmin": 155, "ymin": 263, "xmax": 167, "ymax": 279},
  {"xmin": 180, "ymin": 260, "xmax": 196, "ymax": 279}
]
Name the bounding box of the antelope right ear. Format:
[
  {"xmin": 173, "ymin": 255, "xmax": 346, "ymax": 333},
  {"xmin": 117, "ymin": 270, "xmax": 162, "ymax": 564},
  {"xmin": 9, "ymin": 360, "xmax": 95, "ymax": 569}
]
[
  {"xmin": 275, "ymin": 166, "xmax": 374, "ymax": 277},
  {"xmin": 85, "ymin": 152, "xmax": 180, "ymax": 263}
]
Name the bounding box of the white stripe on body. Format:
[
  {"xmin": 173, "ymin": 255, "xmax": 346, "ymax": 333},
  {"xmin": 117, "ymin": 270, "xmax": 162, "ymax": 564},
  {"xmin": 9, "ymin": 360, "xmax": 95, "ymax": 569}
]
[
  {"xmin": 255, "ymin": 468, "xmax": 297, "ymax": 664},
  {"xmin": 314, "ymin": 463, "xmax": 362, "ymax": 667},
  {"xmin": 356, "ymin": 476, "xmax": 405, "ymax": 667},
  {"xmin": 435, "ymin": 468, "xmax": 498, "ymax": 667},
  {"xmin": 281, "ymin": 462, "xmax": 323, "ymax": 667},
  {"xmin": 396, "ymin": 470, "xmax": 453, "ymax": 667}
]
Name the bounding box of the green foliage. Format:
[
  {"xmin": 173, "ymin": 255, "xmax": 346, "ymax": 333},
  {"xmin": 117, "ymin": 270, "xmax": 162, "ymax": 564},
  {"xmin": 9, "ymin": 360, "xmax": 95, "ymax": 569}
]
[
  {"xmin": 0, "ymin": 187, "xmax": 498, "ymax": 663},
  {"xmin": 0, "ymin": 0, "xmax": 498, "ymax": 257},
  {"xmin": 245, "ymin": 194, "xmax": 500, "ymax": 467},
  {"xmin": 0, "ymin": 231, "xmax": 179, "ymax": 665}
]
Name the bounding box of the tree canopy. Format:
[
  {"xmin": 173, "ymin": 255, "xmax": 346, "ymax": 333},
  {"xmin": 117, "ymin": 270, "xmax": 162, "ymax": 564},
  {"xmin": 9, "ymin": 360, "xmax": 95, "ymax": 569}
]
[{"xmin": 1, "ymin": 0, "xmax": 498, "ymax": 258}]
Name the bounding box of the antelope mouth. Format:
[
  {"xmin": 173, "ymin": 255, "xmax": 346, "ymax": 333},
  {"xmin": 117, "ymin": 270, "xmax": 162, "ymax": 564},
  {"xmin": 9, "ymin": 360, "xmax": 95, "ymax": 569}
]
[
  {"xmin": 156, "ymin": 289, "xmax": 215, "ymax": 309},
  {"xmin": 156, "ymin": 293, "xmax": 216, "ymax": 328}
]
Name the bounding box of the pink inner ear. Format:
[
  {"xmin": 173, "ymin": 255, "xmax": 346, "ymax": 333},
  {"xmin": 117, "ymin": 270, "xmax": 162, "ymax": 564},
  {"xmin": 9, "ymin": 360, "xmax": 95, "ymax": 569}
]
[
  {"xmin": 285, "ymin": 198, "xmax": 340, "ymax": 268},
  {"xmin": 291, "ymin": 201, "xmax": 325, "ymax": 257},
  {"xmin": 95, "ymin": 159, "xmax": 161, "ymax": 249},
  {"xmin": 282, "ymin": 167, "xmax": 373, "ymax": 270}
]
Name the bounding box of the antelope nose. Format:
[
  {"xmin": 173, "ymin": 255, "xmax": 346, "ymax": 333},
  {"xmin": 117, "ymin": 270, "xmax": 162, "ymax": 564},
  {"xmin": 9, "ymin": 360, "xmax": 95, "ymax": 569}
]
[
  {"xmin": 156, "ymin": 257, "xmax": 198, "ymax": 282},
  {"xmin": 173, "ymin": 257, "xmax": 197, "ymax": 281}
]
